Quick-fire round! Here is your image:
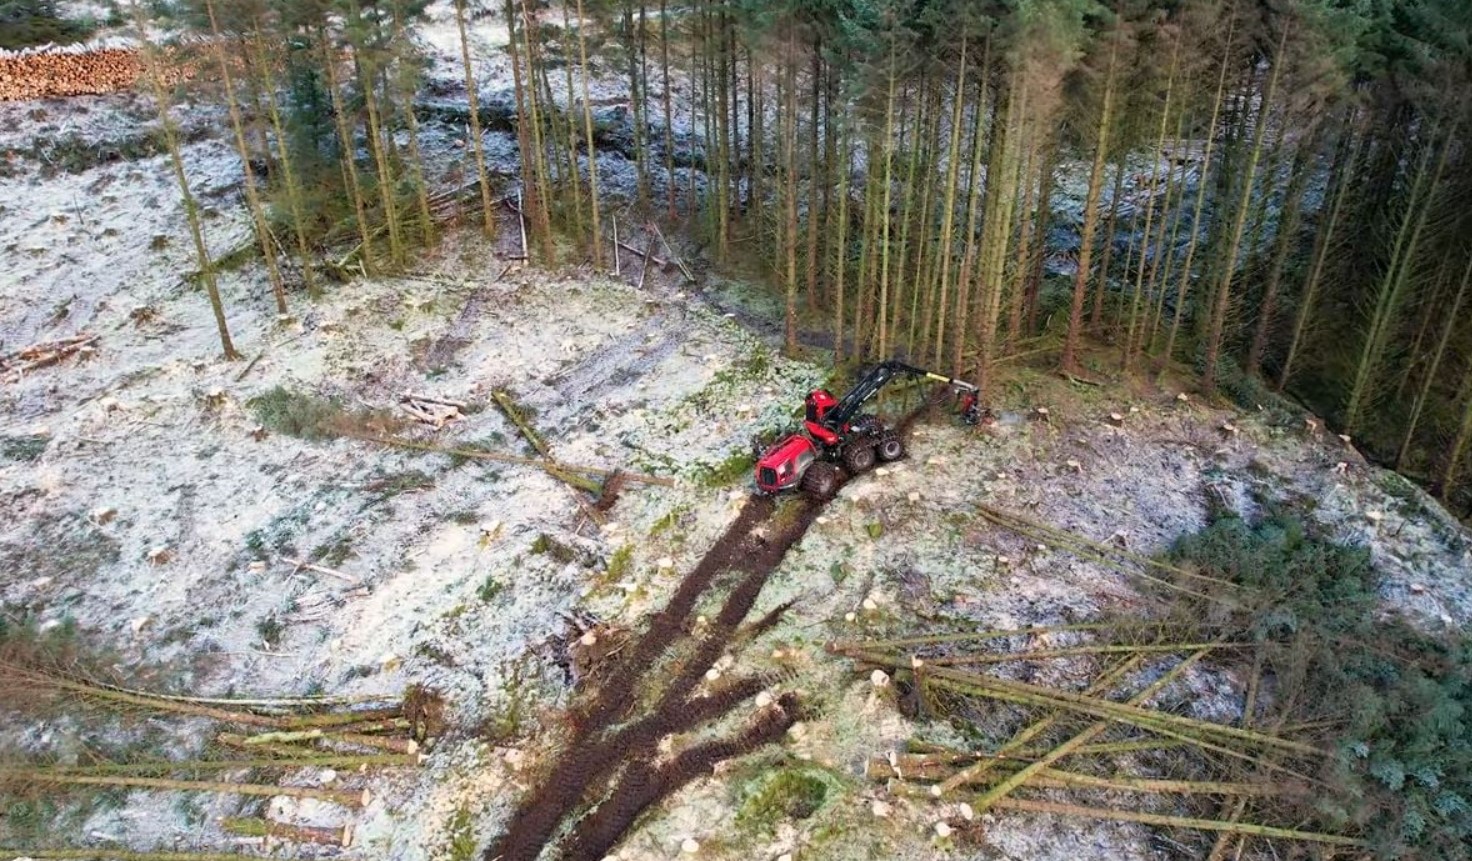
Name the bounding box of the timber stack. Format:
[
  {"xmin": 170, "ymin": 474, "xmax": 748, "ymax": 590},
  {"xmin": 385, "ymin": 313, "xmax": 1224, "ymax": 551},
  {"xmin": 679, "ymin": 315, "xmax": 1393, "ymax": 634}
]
[{"xmin": 0, "ymin": 44, "xmax": 191, "ymax": 101}]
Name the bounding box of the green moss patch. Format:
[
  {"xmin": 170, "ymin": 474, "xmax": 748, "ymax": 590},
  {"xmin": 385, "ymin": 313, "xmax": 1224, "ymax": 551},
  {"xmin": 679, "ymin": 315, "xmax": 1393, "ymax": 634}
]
[{"xmin": 734, "ymin": 765, "xmax": 843, "ymax": 834}]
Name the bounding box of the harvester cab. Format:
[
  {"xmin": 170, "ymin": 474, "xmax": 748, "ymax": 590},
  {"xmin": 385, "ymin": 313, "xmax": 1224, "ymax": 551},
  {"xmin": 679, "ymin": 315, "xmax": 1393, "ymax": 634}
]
[{"xmin": 754, "ymin": 360, "xmax": 981, "ymax": 498}]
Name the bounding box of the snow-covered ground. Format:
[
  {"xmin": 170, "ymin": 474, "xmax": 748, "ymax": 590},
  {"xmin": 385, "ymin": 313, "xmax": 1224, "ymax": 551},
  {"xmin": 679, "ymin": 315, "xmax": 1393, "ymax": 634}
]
[{"xmin": 2, "ymin": 6, "xmax": 1470, "ymax": 860}]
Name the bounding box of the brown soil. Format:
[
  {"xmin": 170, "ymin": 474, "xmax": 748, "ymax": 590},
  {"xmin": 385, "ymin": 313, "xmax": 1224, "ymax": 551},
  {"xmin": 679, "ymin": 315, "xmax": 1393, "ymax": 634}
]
[{"xmin": 483, "ymin": 400, "xmax": 939, "ymax": 861}]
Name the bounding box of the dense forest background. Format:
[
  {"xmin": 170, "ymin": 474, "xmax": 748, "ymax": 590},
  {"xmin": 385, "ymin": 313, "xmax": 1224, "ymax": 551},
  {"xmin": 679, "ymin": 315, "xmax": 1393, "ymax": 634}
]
[{"xmin": 12, "ymin": 0, "xmax": 1472, "ymax": 513}]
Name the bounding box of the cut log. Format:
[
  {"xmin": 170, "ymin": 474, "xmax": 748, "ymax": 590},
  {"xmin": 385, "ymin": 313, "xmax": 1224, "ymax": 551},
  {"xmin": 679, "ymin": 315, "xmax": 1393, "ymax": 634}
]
[
  {"xmin": 345, "ymin": 432, "xmax": 675, "ymax": 486},
  {"xmin": 491, "ymin": 390, "xmax": 552, "ymax": 459},
  {"xmin": 16, "ymin": 773, "xmax": 371, "ymax": 807},
  {"xmin": 221, "ymin": 817, "xmax": 354, "ymax": 847},
  {"xmin": 283, "ymin": 558, "xmax": 359, "ymax": 584}
]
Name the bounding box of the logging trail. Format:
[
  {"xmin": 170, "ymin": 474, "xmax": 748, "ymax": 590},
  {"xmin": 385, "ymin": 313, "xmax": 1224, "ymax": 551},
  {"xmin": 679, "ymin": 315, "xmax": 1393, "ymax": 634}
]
[{"xmin": 488, "ymin": 404, "xmax": 934, "ymax": 861}]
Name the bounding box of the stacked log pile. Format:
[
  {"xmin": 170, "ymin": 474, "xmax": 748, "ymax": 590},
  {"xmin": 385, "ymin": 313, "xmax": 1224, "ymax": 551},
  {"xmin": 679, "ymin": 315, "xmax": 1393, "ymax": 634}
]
[{"xmin": 0, "ymin": 44, "xmax": 191, "ymax": 102}]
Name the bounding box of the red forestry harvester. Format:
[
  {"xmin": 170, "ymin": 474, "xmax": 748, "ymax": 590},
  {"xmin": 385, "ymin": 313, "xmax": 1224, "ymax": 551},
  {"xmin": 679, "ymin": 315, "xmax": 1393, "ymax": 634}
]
[{"xmin": 753, "ymin": 360, "xmax": 981, "ymax": 498}]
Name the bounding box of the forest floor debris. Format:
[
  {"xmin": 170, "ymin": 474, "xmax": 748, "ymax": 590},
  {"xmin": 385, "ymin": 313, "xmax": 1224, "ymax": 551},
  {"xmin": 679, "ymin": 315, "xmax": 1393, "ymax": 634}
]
[
  {"xmin": 2, "ymin": 11, "xmax": 1470, "ymax": 859},
  {"xmin": 1, "ymin": 332, "xmax": 98, "ymax": 382}
]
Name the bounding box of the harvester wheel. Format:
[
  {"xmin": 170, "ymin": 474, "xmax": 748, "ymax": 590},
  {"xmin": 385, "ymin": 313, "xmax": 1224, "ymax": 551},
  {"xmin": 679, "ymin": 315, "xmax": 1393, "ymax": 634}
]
[
  {"xmin": 843, "ymin": 443, "xmax": 877, "ymax": 475},
  {"xmin": 802, "ymin": 462, "xmax": 840, "ymax": 500},
  {"xmin": 876, "ymin": 432, "xmax": 905, "ymax": 462}
]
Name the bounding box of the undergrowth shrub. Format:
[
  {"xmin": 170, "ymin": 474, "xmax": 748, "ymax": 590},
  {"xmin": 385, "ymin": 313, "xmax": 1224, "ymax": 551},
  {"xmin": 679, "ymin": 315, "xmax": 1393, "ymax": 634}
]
[
  {"xmin": 0, "ymin": 1, "xmax": 94, "ymax": 50},
  {"xmin": 247, "ymin": 386, "xmax": 402, "ymax": 440},
  {"xmin": 1168, "ymin": 510, "xmax": 1472, "ymax": 858}
]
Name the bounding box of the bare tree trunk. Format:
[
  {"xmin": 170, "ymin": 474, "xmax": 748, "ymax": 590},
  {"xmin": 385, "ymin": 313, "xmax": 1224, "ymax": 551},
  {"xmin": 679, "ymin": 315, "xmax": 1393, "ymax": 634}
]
[
  {"xmin": 931, "ymin": 34, "xmax": 969, "ymax": 366},
  {"xmin": 1202, "ymin": 26, "xmax": 1287, "ymax": 395},
  {"xmin": 575, "ymin": 0, "xmax": 602, "ymax": 266},
  {"xmin": 1061, "ymin": 36, "xmax": 1118, "ymax": 373},
  {"xmin": 832, "ymin": 121, "xmax": 852, "ymax": 364},
  {"xmin": 972, "ymin": 77, "xmax": 1023, "ymax": 394},
  {"xmin": 1121, "ymin": 39, "xmax": 1179, "ymax": 372},
  {"xmin": 660, "ymin": 0, "xmax": 675, "ymax": 218},
  {"xmin": 876, "ymin": 34, "xmax": 899, "ymax": 359},
  {"xmin": 455, "ymin": 0, "xmax": 497, "ymax": 237},
  {"xmin": 1344, "ymin": 126, "xmax": 1453, "ymax": 432},
  {"xmin": 1089, "ymin": 157, "xmax": 1126, "ymax": 333},
  {"xmin": 1160, "ymin": 17, "xmax": 1235, "ymax": 371},
  {"xmin": 321, "ymin": 28, "xmax": 377, "ymax": 275},
  {"xmin": 352, "ymin": 5, "xmax": 404, "ymax": 266},
  {"xmin": 249, "ymin": 26, "xmax": 318, "ymax": 295},
  {"xmin": 518, "ymin": 0, "xmax": 555, "ymax": 255},
  {"xmin": 395, "ymin": 7, "xmax": 436, "ymax": 249},
  {"xmin": 804, "ymin": 48, "xmax": 823, "ymax": 317},
  {"xmin": 1279, "ymin": 125, "xmax": 1358, "ymax": 391},
  {"xmin": 1004, "ymin": 141, "xmax": 1036, "ymax": 352},
  {"xmin": 1398, "ymin": 254, "xmax": 1472, "ymax": 469},
  {"xmin": 782, "ymin": 29, "xmax": 799, "ymax": 355},
  {"xmin": 1442, "ymin": 361, "xmax": 1472, "ymax": 501},
  {"xmin": 1024, "ymin": 141, "xmax": 1056, "ymax": 337},
  {"xmin": 1245, "ymin": 131, "xmax": 1315, "ymax": 377},
  {"xmin": 132, "ymin": 0, "xmax": 237, "ymax": 359},
  {"xmin": 204, "ymin": 0, "xmax": 285, "ymax": 314}
]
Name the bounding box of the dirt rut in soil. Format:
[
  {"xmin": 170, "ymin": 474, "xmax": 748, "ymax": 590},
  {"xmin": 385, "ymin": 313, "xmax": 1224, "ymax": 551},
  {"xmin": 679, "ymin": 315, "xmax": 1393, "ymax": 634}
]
[
  {"xmin": 485, "ymin": 494, "xmax": 831, "ymax": 861},
  {"xmin": 485, "ymin": 398, "xmax": 945, "ymax": 861}
]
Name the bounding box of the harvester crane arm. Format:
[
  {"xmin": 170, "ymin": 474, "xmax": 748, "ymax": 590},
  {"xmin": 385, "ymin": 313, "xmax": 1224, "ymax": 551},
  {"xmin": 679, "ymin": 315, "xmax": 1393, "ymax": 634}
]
[
  {"xmin": 755, "ymin": 359, "xmax": 984, "ymax": 496},
  {"xmin": 823, "ymin": 360, "xmax": 978, "ymax": 430}
]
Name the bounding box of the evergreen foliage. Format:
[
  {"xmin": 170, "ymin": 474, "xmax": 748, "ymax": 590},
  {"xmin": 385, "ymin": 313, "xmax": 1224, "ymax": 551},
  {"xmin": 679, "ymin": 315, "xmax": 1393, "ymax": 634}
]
[
  {"xmin": 141, "ymin": 0, "xmax": 1472, "ymax": 511},
  {"xmin": 0, "ymin": 0, "xmax": 94, "ymax": 50},
  {"xmin": 1169, "ymin": 510, "xmax": 1472, "ymax": 857}
]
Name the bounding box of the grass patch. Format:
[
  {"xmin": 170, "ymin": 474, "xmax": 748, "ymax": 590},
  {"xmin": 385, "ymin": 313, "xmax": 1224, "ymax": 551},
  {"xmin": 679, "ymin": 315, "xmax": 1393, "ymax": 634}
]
[
  {"xmin": 698, "ymin": 449, "xmax": 754, "ymax": 488},
  {"xmin": 530, "ymin": 532, "xmax": 588, "ymax": 566},
  {"xmin": 310, "ymin": 535, "xmax": 355, "ymax": 567},
  {"xmin": 650, "ymin": 506, "xmax": 686, "ymax": 537},
  {"xmin": 0, "ymin": 511, "xmax": 120, "ymax": 585},
  {"xmin": 605, "ymin": 543, "xmax": 633, "ymax": 580},
  {"xmin": 247, "ymin": 386, "xmax": 401, "ymax": 441},
  {"xmin": 735, "ymin": 764, "xmax": 841, "ymax": 834},
  {"xmin": 478, "ymin": 659, "xmax": 546, "ymax": 742},
  {"xmin": 444, "ymin": 805, "xmax": 477, "ymax": 861},
  {"xmin": 363, "ymin": 469, "xmax": 436, "ymax": 502},
  {"xmin": 0, "ymin": 434, "xmax": 48, "ymax": 462},
  {"xmin": 477, "ymin": 574, "xmax": 503, "ymax": 603}
]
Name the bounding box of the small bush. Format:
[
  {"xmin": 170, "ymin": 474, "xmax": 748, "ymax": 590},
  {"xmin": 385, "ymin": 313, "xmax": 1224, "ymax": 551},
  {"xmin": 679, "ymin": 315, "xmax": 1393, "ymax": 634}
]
[
  {"xmin": 0, "ymin": 1, "xmax": 95, "ymax": 50},
  {"xmin": 247, "ymin": 386, "xmax": 401, "ymax": 440},
  {"xmin": 0, "ymin": 434, "xmax": 48, "ymax": 462},
  {"xmin": 605, "ymin": 543, "xmax": 633, "ymax": 580},
  {"xmin": 255, "ymin": 614, "xmax": 283, "ymax": 647}
]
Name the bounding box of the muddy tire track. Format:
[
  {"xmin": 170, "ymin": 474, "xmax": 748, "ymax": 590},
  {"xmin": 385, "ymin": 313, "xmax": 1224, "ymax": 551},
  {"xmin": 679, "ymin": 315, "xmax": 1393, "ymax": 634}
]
[
  {"xmin": 530, "ymin": 307, "xmax": 688, "ymax": 434},
  {"xmin": 484, "ymin": 497, "xmax": 825, "ymax": 861},
  {"xmin": 484, "ymin": 402, "xmax": 936, "ymax": 861}
]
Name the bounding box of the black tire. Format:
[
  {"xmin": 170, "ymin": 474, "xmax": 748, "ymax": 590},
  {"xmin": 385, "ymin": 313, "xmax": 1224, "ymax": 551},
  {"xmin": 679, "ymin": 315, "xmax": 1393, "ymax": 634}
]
[
  {"xmin": 843, "ymin": 443, "xmax": 877, "ymax": 475},
  {"xmin": 802, "ymin": 462, "xmax": 840, "ymax": 500},
  {"xmin": 876, "ymin": 432, "xmax": 905, "ymax": 462}
]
